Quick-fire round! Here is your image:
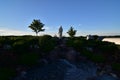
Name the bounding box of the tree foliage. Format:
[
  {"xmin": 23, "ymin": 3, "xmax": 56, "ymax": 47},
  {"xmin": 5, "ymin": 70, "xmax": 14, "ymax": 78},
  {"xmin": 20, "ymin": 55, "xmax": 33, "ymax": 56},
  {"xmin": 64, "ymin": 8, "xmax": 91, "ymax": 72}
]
[
  {"xmin": 29, "ymin": 19, "xmax": 45, "ymax": 35},
  {"xmin": 67, "ymin": 27, "xmax": 77, "ymax": 37}
]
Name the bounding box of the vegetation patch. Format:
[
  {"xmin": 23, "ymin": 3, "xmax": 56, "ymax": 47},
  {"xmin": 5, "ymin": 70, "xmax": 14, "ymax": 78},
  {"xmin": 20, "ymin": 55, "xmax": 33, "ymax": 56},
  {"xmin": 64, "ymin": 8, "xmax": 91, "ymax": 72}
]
[
  {"xmin": 0, "ymin": 67, "xmax": 16, "ymax": 80},
  {"xmin": 19, "ymin": 53, "xmax": 40, "ymax": 66},
  {"xmin": 111, "ymin": 63, "xmax": 120, "ymax": 71}
]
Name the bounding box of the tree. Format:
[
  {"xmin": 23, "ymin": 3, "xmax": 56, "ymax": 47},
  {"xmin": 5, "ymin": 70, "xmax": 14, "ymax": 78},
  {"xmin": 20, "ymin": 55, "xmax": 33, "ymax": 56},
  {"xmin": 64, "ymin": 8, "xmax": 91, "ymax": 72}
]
[
  {"xmin": 67, "ymin": 27, "xmax": 77, "ymax": 38},
  {"xmin": 29, "ymin": 19, "xmax": 45, "ymax": 36}
]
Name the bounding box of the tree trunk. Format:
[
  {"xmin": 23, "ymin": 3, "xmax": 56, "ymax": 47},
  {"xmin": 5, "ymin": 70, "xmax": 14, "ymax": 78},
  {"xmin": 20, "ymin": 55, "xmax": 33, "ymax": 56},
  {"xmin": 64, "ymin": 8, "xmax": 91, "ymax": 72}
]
[{"xmin": 36, "ymin": 32, "xmax": 38, "ymax": 36}]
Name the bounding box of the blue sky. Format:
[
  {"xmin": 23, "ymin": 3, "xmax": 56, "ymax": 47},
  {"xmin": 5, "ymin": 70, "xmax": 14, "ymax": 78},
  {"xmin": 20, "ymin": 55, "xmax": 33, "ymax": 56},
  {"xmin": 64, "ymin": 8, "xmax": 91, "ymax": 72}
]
[{"xmin": 0, "ymin": 0, "xmax": 120, "ymax": 36}]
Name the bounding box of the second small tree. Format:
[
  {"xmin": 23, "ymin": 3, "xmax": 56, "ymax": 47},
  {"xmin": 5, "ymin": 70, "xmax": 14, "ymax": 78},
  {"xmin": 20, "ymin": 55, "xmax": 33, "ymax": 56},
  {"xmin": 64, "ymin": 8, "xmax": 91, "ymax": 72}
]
[{"xmin": 67, "ymin": 27, "xmax": 77, "ymax": 38}]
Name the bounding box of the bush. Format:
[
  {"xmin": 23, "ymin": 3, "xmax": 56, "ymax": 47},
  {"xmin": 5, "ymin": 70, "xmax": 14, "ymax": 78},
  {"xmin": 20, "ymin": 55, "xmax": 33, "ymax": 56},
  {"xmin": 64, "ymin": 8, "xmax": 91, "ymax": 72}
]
[
  {"xmin": 0, "ymin": 37, "xmax": 14, "ymax": 48},
  {"xmin": 38, "ymin": 35, "xmax": 56, "ymax": 53},
  {"xmin": 66, "ymin": 38, "xmax": 87, "ymax": 51},
  {"xmin": 0, "ymin": 67, "xmax": 16, "ymax": 80},
  {"xmin": 12, "ymin": 39, "xmax": 31, "ymax": 53},
  {"xmin": 90, "ymin": 54, "xmax": 105, "ymax": 63},
  {"xmin": 117, "ymin": 45, "xmax": 120, "ymax": 50},
  {"xmin": 81, "ymin": 49, "xmax": 105, "ymax": 63},
  {"xmin": 66, "ymin": 38, "xmax": 74, "ymax": 47},
  {"xmin": 0, "ymin": 52, "xmax": 17, "ymax": 66},
  {"xmin": 100, "ymin": 44, "xmax": 118, "ymax": 53},
  {"xmin": 82, "ymin": 49, "xmax": 93, "ymax": 58},
  {"xmin": 19, "ymin": 53, "xmax": 40, "ymax": 66},
  {"xmin": 112, "ymin": 63, "xmax": 120, "ymax": 71}
]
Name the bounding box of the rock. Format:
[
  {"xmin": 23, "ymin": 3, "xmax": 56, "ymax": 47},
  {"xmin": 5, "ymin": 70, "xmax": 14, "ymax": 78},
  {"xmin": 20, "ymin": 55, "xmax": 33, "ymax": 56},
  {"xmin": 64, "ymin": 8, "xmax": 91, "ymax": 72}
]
[
  {"xmin": 64, "ymin": 60, "xmax": 97, "ymax": 80},
  {"xmin": 96, "ymin": 74, "xmax": 119, "ymax": 80}
]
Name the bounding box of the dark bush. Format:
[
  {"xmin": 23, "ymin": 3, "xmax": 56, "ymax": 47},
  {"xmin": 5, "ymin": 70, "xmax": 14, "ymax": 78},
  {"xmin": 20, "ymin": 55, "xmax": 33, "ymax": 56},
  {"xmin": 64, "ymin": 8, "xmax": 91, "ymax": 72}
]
[
  {"xmin": 0, "ymin": 52, "xmax": 17, "ymax": 66},
  {"xmin": 38, "ymin": 35, "xmax": 56, "ymax": 53},
  {"xmin": 112, "ymin": 62, "xmax": 120, "ymax": 71},
  {"xmin": 12, "ymin": 38, "xmax": 35, "ymax": 53},
  {"xmin": 0, "ymin": 67, "xmax": 16, "ymax": 80},
  {"xmin": 19, "ymin": 53, "xmax": 40, "ymax": 66},
  {"xmin": 90, "ymin": 54, "xmax": 105, "ymax": 63},
  {"xmin": 12, "ymin": 40, "xmax": 28, "ymax": 53}
]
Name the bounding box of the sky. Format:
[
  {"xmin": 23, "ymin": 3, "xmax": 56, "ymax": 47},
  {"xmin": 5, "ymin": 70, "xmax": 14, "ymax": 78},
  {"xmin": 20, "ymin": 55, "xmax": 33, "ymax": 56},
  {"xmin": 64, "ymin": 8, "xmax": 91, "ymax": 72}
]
[{"xmin": 0, "ymin": 0, "xmax": 120, "ymax": 36}]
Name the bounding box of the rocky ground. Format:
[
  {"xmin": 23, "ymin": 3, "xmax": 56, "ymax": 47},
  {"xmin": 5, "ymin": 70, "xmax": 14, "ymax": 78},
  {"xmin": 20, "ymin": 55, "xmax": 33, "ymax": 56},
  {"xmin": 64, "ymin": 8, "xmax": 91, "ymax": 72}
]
[
  {"xmin": 14, "ymin": 52, "xmax": 120, "ymax": 80},
  {"xmin": 14, "ymin": 59, "xmax": 119, "ymax": 80},
  {"xmin": 14, "ymin": 44, "xmax": 120, "ymax": 80}
]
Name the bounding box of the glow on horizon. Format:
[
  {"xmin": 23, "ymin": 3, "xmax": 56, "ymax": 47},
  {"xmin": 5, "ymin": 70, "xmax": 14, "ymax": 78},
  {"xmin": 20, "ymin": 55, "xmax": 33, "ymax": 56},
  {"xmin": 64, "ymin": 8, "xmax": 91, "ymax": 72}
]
[
  {"xmin": 0, "ymin": 27, "xmax": 120, "ymax": 37},
  {"xmin": 103, "ymin": 38, "xmax": 120, "ymax": 45}
]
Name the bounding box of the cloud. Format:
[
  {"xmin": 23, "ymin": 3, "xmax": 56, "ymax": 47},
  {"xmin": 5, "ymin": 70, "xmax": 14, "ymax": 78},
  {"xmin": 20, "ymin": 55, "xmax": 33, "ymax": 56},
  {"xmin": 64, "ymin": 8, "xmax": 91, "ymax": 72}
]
[
  {"xmin": 0, "ymin": 28, "xmax": 34, "ymax": 36},
  {"xmin": 44, "ymin": 26, "xmax": 50, "ymax": 30},
  {"xmin": 0, "ymin": 28, "xmax": 56, "ymax": 36},
  {"xmin": 0, "ymin": 29, "xmax": 5, "ymax": 32},
  {"xmin": 78, "ymin": 24, "xmax": 82, "ymax": 27}
]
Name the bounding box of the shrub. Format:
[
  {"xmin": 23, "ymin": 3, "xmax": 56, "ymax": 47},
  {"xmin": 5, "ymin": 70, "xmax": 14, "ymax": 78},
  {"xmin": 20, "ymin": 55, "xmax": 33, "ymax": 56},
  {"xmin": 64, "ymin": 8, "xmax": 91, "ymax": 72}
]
[
  {"xmin": 0, "ymin": 67, "xmax": 16, "ymax": 80},
  {"xmin": 12, "ymin": 39, "xmax": 30, "ymax": 53},
  {"xmin": 81, "ymin": 49, "xmax": 105, "ymax": 63},
  {"xmin": 38, "ymin": 35, "xmax": 56, "ymax": 53},
  {"xmin": 90, "ymin": 54, "xmax": 105, "ymax": 63},
  {"xmin": 0, "ymin": 37, "xmax": 13, "ymax": 49},
  {"xmin": 82, "ymin": 49, "xmax": 93, "ymax": 58},
  {"xmin": 0, "ymin": 52, "xmax": 17, "ymax": 66},
  {"xmin": 66, "ymin": 38, "xmax": 87, "ymax": 51},
  {"xmin": 74, "ymin": 40, "xmax": 86, "ymax": 49},
  {"xmin": 111, "ymin": 63, "xmax": 120, "ymax": 71},
  {"xmin": 19, "ymin": 53, "xmax": 40, "ymax": 66}
]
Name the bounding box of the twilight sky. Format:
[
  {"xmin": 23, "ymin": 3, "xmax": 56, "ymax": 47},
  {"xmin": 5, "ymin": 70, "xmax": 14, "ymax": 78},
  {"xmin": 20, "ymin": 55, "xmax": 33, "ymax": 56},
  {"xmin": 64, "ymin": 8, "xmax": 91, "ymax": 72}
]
[{"xmin": 0, "ymin": 0, "xmax": 120, "ymax": 36}]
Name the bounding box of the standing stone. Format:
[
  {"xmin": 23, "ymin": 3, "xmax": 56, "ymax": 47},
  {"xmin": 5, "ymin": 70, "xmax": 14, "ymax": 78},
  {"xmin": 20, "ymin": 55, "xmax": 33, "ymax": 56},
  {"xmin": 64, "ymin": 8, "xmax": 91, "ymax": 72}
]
[{"xmin": 58, "ymin": 26, "xmax": 63, "ymax": 39}]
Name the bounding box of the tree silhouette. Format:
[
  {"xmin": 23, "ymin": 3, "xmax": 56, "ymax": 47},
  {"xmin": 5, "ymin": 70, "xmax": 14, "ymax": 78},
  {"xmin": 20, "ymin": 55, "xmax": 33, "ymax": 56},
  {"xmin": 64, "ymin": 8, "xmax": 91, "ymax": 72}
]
[
  {"xmin": 29, "ymin": 19, "xmax": 45, "ymax": 36},
  {"xmin": 67, "ymin": 27, "xmax": 77, "ymax": 38}
]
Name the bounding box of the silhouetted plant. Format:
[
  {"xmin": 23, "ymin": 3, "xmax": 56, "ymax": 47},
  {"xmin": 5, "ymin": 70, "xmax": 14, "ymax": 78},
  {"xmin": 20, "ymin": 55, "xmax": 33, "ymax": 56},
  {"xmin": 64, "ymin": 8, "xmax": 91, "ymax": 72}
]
[
  {"xmin": 93, "ymin": 35, "xmax": 99, "ymax": 40},
  {"xmin": 29, "ymin": 19, "xmax": 45, "ymax": 36},
  {"xmin": 12, "ymin": 39, "xmax": 30, "ymax": 53},
  {"xmin": 66, "ymin": 38, "xmax": 87, "ymax": 52},
  {"xmin": 19, "ymin": 53, "xmax": 40, "ymax": 66},
  {"xmin": 0, "ymin": 67, "xmax": 16, "ymax": 80},
  {"xmin": 67, "ymin": 27, "xmax": 77, "ymax": 38},
  {"xmin": 112, "ymin": 62, "xmax": 120, "ymax": 71},
  {"xmin": 90, "ymin": 54, "xmax": 105, "ymax": 63},
  {"xmin": 38, "ymin": 35, "xmax": 56, "ymax": 53}
]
